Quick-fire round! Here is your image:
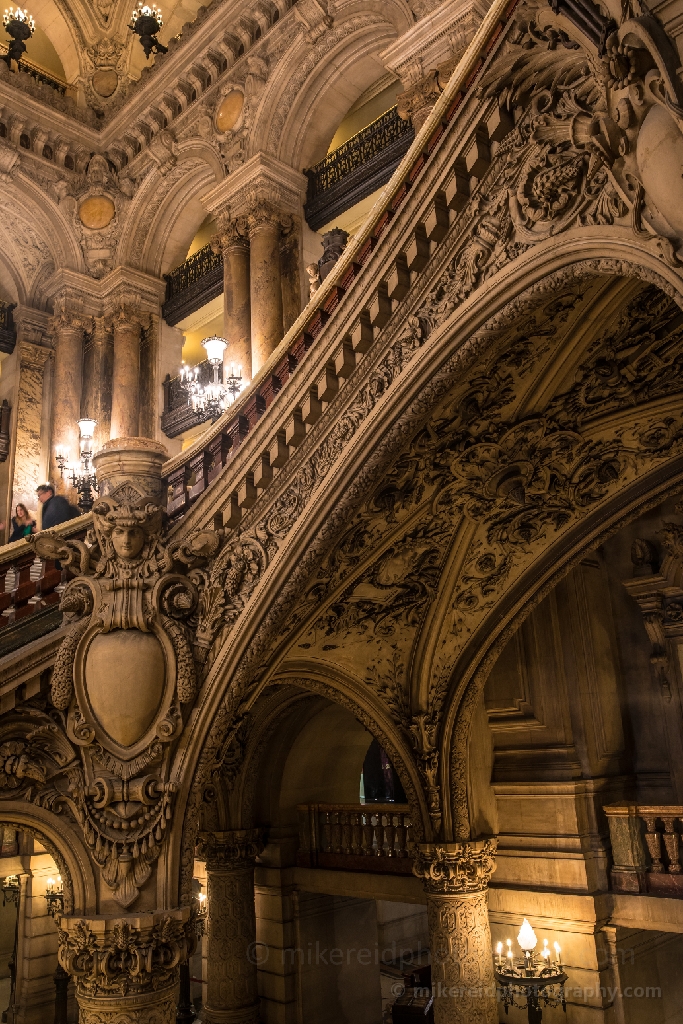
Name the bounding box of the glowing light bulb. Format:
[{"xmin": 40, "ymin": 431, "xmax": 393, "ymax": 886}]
[
  {"xmin": 198, "ymin": 892, "xmax": 206, "ymax": 903},
  {"xmin": 541, "ymin": 939, "xmax": 550, "ymax": 960},
  {"xmin": 56, "ymin": 875, "xmax": 61, "ymax": 883},
  {"xmin": 517, "ymin": 918, "xmax": 538, "ymax": 952},
  {"xmin": 47, "ymin": 877, "xmax": 54, "ymax": 886},
  {"xmin": 554, "ymin": 941, "xmax": 561, "ymax": 963},
  {"xmin": 506, "ymin": 938, "xmax": 513, "ymax": 961}
]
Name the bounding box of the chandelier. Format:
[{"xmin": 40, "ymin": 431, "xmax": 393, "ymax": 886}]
[
  {"xmin": 129, "ymin": 2, "xmax": 167, "ymax": 58},
  {"xmin": 494, "ymin": 918, "xmax": 567, "ymax": 1022},
  {"xmin": 180, "ymin": 336, "xmax": 242, "ymax": 420},
  {"xmin": 1, "ymin": 875, "xmax": 20, "ymax": 906},
  {"xmin": 2, "ymin": 6, "xmax": 35, "ymax": 68},
  {"xmin": 55, "ymin": 418, "xmax": 99, "ymax": 513}
]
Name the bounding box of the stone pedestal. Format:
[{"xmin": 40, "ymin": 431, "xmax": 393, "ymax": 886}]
[
  {"xmin": 81, "ymin": 316, "xmax": 114, "ymax": 450},
  {"xmin": 413, "ymin": 840, "xmax": 498, "ymax": 1024},
  {"xmin": 214, "ymin": 219, "xmax": 252, "ymax": 383},
  {"xmin": 110, "ymin": 310, "xmax": 143, "ymax": 440},
  {"xmin": 50, "ymin": 311, "xmax": 90, "ymax": 489},
  {"xmin": 92, "ymin": 436, "xmax": 168, "ymax": 507},
  {"xmin": 199, "ymin": 829, "xmax": 264, "ymax": 1024},
  {"xmin": 248, "ymin": 203, "xmax": 285, "ymax": 374},
  {"xmin": 58, "ymin": 910, "xmax": 191, "ymax": 1024}
]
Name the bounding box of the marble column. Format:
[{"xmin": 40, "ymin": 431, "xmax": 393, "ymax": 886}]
[
  {"xmin": 247, "ymin": 202, "xmax": 285, "ymax": 374},
  {"xmin": 213, "ymin": 217, "xmax": 252, "ymax": 382},
  {"xmin": 110, "ymin": 309, "xmax": 142, "ymax": 440},
  {"xmin": 11, "ymin": 341, "xmax": 51, "ymax": 511},
  {"xmin": 58, "ymin": 910, "xmax": 191, "ymax": 1024},
  {"xmin": 200, "ymin": 829, "xmax": 263, "ymax": 1024},
  {"xmin": 413, "ymin": 840, "xmax": 498, "ymax": 1024},
  {"xmin": 280, "ymin": 221, "xmax": 301, "ymax": 335},
  {"xmin": 50, "ymin": 311, "xmax": 89, "ymax": 489},
  {"xmin": 81, "ymin": 316, "xmax": 113, "ymax": 450}
]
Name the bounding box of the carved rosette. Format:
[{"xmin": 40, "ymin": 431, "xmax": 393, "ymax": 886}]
[
  {"xmin": 59, "ymin": 909, "xmax": 192, "ymax": 1024},
  {"xmin": 198, "ymin": 831, "xmax": 264, "ymax": 1024},
  {"xmin": 413, "ymin": 841, "xmax": 498, "ymax": 1024}
]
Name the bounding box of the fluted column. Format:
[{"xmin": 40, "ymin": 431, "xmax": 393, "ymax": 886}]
[
  {"xmin": 213, "ymin": 217, "xmax": 252, "ymax": 382},
  {"xmin": 58, "ymin": 910, "xmax": 192, "ymax": 1024},
  {"xmin": 110, "ymin": 309, "xmax": 143, "ymax": 440},
  {"xmin": 247, "ymin": 202, "xmax": 286, "ymax": 374},
  {"xmin": 200, "ymin": 829, "xmax": 263, "ymax": 1024},
  {"xmin": 50, "ymin": 311, "xmax": 89, "ymax": 489},
  {"xmin": 81, "ymin": 316, "xmax": 114, "ymax": 449},
  {"xmin": 413, "ymin": 840, "xmax": 498, "ymax": 1024}
]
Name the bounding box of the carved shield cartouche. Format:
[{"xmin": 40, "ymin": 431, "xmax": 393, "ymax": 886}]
[{"xmin": 31, "ymin": 486, "xmax": 221, "ymax": 909}]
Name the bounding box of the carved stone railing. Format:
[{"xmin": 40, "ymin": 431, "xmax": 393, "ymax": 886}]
[
  {"xmin": 0, "ymin": 300, "xmax": 16, "ymax": 355},
  {"xmin": 304, "ymin": 106, "xmax": 415, "ymax": 230},
  {"xmin": 605, "ymin": 805, "xmax": 683, "ymax": 897},
  {"xmin": 162, "ymin": 243, "xmax": 224, "ymax": 326},
  {"xmin": 0, "ymin": 517, "xmax": 90, "ymax": 659},
  {"xmin": 297, "ymin": 803, "xmax": 414, "ymax": 874},
  {"xmin": 158, "ymin": 0, "xmax": 516, "ymax": 523},
  {"xmin": 161, "ymin": 359, "xmax": 224, "ymax": 438},
  {"xmin": 0, "ymin": 45, "xmax": 67, "ymax": 95}
]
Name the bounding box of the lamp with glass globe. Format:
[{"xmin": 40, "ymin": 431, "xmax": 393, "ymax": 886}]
[
  {"xmin": 2, "ymin": 6, "xmax": 35, "ymax": 68},
  {"xmin": 55, "ymin": 418, "xmax": 99, "ymax": 512},
  {"xmin": 180, "ymin": 336, "xmax": 242, "ymax": 421},
  {"xmin": 494, "ymin": 918, "xmax": 567, "ymax": 1023}
]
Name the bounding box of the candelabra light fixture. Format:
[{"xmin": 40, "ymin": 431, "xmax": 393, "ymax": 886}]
[
  {"xmin": 55, "ymin": 417, "xmax": 99, "ymax": 513},
  {"xmin": 1, "ymin": 875, "xmax": 20, "ymax": 907},
  {"xmin": 494, "ymin": 919, "xmax": 567, "ymax": 1023},
  {"xmin": 195, "ymin": 891, "xmax": 207, "ymax": 938},
  {"xmin": 2, "ymin": 6, "xmax": 35, "ymax": 68},
  {"xmin": 45, "ymin": 875, "xmax": 64, "ymax": 917},
  {"xmin": 180, "ymin": 336, "xmax": 242, "ymax": 420},
  {"xmin": 129, "ymin": 2, "xmax": 167, "ymax": 58}
]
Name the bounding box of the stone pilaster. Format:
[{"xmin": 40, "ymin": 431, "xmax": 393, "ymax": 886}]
[
  {"xmin": 49, "ymin": 310, "xmax": 91, "ymax": 490},
  {"xmin": 247, "ymin": 200, "xmax": 288, "ymax": 374},
  {"xmin": 58, "ymin": 909, "xmax": 192, "ymax": 1024},
  {"xmin": 110, "ymin": 308, "xmax": 145, "ymax": 440},
  {"xmin": 81, "ymin": 316, "xmax": 114, "ymax": 449},
  {"xmin": 413, "ymin": 839, "xmax": 498, "ymax": 1024},
  {"xmin": 199, "ymin": 829, "xmax": 264, "ymax": 1024},
  {"xmin": 11, "ymin": 340, "xmax": 51, "ymax": 511},
  {"xmin": 212, "ymin": 217, "xmax": 252, "ymax": 382}
]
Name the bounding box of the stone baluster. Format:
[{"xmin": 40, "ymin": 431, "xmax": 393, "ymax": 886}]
[
  {"xmin": 351, "ymin": 811, "xmax": 363, "ymax": 855},
  {"xmin": 341, "ymin": 810, "xmax": 352, "ymax": 854},
  {"xmin": 321, "ymin": 809, "xmax": 332, "ymax": 853},
  {"xmin": 212, "ymin": 217, "xmax": 252, "ymax": 383},
  {"xmin": 384, "ymin": 813, "xmax": 396, "ymax": 857},
  {"xmin": 110, "ymin": 309, "xmax": 144, "ymax": 440},
  {"xmin": 81, "ymin": 316, "xmax": 114, "ymax": 449},
  {"xmin": 395, "ymin": 814, "xmax": 408, "ymax": 857},
  {"xmin": 413, "ymin": 840, "xmax": 498, "ymax": 1024},
  {"xmin": 247, "ymin": 200, "xmax": 287, "ymax": 374},
  {"xmin": 361, "ymin": 812, "xmax": 373, "ymax": 855},
  {"xmin": 661, "ymin": 815, "xmax": 681, "ymax": 873},
  {"xmin": 643, "ymin": 815, "xmax": 664, "ymax": 872},
  {"xmin": 58, "ymin": 909, "xmax": 192, "ymax": 1024},
  {"xmin": 50, "ymin": 311, "xmax": 90, "ymax": 488},
  {"xmin": 331, "ymin": 811, "xmax": 342, "ymax": 854},
  {"xmin": 200, "ymin": 829, "xmax": 263, "ymax": 1024},
  {"xmin": 374, "ymin": 813, "xmax": 385, "ymax": 855}
]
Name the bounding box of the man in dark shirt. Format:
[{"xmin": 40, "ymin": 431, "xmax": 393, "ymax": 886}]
[{"xmin": 36, "ymin": 485, "xmax": 80, "ymax": 530}]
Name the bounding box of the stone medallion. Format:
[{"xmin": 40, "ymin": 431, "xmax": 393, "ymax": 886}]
[
  {"xmin": 216, "ymin": 90, "xmax": 244, "ymax": 132},
  {"xmin": 79, "ymin": 196, "xmax": 116, "ymax": 230},
  {"xmin": 92, "ymin": 69, "xmax": 118, "ymax": 98}
]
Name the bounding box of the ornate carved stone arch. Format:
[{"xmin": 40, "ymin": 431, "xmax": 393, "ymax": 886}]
[{"xmin": 0, "ymin": 802, "xmax": 98, "ymax": 914}]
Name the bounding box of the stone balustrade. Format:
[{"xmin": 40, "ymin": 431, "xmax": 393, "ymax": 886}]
[
  {"xmin": 605, "ymin": 805, "xmax": 683, "ymax": 897},
  {"xmin": 297, "ymin": 803, "xmax": 414, "ymax": 874},
  {"xmin": 160, "ymin": 10, "xmax": 517, "ymax": 525}
]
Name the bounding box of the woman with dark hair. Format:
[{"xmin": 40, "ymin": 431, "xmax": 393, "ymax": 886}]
[{"xmin": 9, "ymin": 503, "xmax": 36, "ymax": 542}]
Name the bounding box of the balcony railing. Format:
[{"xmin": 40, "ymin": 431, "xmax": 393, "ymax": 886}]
[
  {"xmin": 605, "ymin": 804, "xmax": 683, "ymax": 897},
  {"xmin": 297, "ymin": 803, "xmax": 414, "ymax": 874},
  {"xmin": 0, "ymin": 46, "xmax": 67, "ymax": 94},
  {"xmin": 161, "ymin": 359, "xmax": 222, "ymax": 438},
  {"xmin": 304, "ymin": 106, "xmax": 415, "ymax": 230},
  {"xmin": 0, "ymin": 301, "xmax": 16, "ymax": 355},
  {"xmin": 162, "ymin": 243, "xmax": 224, "ymax": 326}
]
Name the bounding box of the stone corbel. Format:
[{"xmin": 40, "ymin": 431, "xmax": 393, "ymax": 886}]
[
  {"xmin": 294, "ymin": 0, "xmax": 332, "ymax": 43},
  {"xmin": 148, "ymin": 129, "xmax": 178, "ymax": 175},
  {"xmin": 0, "ymin": 137, "xmax": 19, "ymax": 181},
  {"xmin": 196, "ymin": 828, "xmax": 264, "ymax": 870}
]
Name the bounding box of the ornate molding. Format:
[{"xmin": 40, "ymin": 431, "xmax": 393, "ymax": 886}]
[
  {"xmin": 197, "ymin": 828, "xmax": 264, "ymax": 870},
  {"xmin": 413, "ymin": 839, "xmax": 497, "ymax": 894}
]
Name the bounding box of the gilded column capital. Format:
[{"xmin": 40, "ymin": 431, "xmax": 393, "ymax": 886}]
[
  {"xmin": 198, "ymin": 828, "xmax": 264, "ymax": 870},
  {"xmin": 412, "ymin": 838, "xmax": 497, "ymax": 895}
]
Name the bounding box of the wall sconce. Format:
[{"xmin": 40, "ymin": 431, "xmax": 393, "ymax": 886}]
[
  {"xmin": 2, "ymin": 6, "xmax": 34, "ymax": 68},
  {"xmin": 45, "ymin": 875, "xmax": 64, "ymax": 917},
  {"xmin": 1, "ymin": 875, "xmax": 20, "ymax": 906},
  {"xmin": 129, "ymin": 3, "xmax": 167, "ymax": 58},
  {"xmin": 195, "ymin": 890, "xmax": 207, "ymax": 937},
  {"xmin": 494, "ymin": 918, "xmax": 567, "ymax": 1022}
]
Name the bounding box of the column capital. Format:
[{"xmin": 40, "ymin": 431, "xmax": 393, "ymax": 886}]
[
  {"xmin": 202, "ymin": 151, "xmax": 306, "ymax": 222},
  {"xmin": 211, "ymin": 213, "xmax": 249, "ymax": 255},
  {"xmin": 413, "ymin": 838, "xmax": 497, "ymax": 895},
  {"xmin": 17, "ymin": 339, "xmax": 51, "ymax": 371},
  {"xmin": 198, "ymin": 828, "xmax": 264, "ymax": 870},
  {"xmin": 58, "ymin": 908, "xmax": 193, "ymax": 1000},
  {"xmin": 246, "ymin": 197, "xmax": 292, "ymax": 237},
  {"xmin": 50, "ymin": 310, "xmax": 93, "ymax": 336}
]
